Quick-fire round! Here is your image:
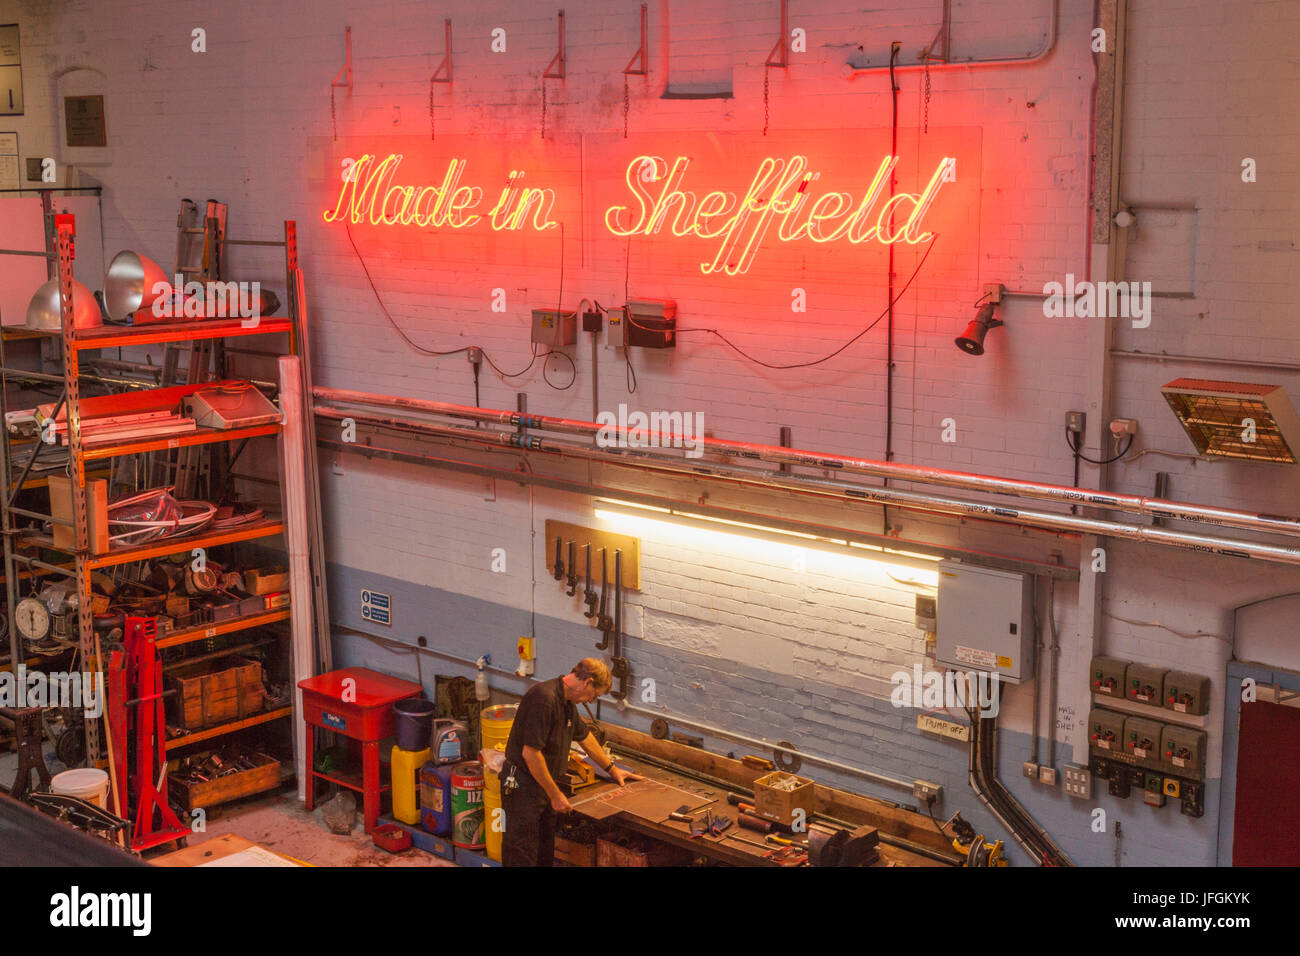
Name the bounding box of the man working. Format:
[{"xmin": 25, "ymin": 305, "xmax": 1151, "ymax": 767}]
[{"xmin": 499, "ymin": 657, "xmax": 642, "ymax": 866}]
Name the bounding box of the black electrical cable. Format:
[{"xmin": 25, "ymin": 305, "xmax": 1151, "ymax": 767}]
[
  {"xmin": 625, "ymin": 338, "xmax": 637, "ymax": 393},
  {"xmin": 884, "ymin": 41, "xmax": 902, "ymax": 534},
  {"xmin": 1070, "ymin": 440, "xmax": 1081, "ymax": 515},
  {"xmin": 1066, "ymin": 428, "xmax": 1134, "ymax": 465},
  {"xmin": 344, "ymin": 221, "xmax": 577, "ymax": 387},
  {"xmin": 616, "ymin": 238, "xmax": 939, "ymax": 371}
]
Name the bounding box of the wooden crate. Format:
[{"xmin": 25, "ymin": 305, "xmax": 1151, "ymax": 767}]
[
  {"xmin": 596, "ymin": 833, "xmax": 691, "ymax": 867},
  {"xmin": 753, "ymin": 770, "xmax": 815, "ymax": 827},
  {"xmin": 554, "ymin": 836, "xmax": 596, "ymax": 867},
  {"xmin": 169, "ymin": 752, "xmax": 281, "ymax": 811},
  {"xmin": 166, "ymin": 655, "xmax": 265, "ymax": 730}
]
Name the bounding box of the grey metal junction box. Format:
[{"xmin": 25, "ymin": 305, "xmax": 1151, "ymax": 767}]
[{"xmin": 936, "ymin": 562, "xmax": 1034, "ymax": 684}]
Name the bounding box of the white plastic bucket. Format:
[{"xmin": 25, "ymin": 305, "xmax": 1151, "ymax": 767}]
[{"xmin": 51, "ymin": 768, "xmax": 109, "ymax": 809}]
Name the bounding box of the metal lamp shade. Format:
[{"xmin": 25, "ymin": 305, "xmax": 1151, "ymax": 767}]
[
  {"xmin": 104, "ymin": 250, "xmax": 170, "ymax": 321},
  {"xmin": 25, "ymin": 277, "xmax": 102, "ymax": 331}
]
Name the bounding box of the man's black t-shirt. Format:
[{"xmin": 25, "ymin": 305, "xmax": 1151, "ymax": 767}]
[{"xmin": 503, "ymin": 677, "xmax": 589, "ymax": 800}]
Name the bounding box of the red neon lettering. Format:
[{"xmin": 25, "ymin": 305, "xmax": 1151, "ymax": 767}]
[{"xmin": 323, "ymin": 156, "xmax": 551, "ymax": 232}]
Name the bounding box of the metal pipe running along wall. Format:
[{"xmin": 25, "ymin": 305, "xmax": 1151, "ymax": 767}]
[
  {"xmin": 315, "ymin": 401, "xmax": 1300, "ymax": 568},
  {"xmin": 313, "ymin": 387, "xmax": 1300, "ymax": 542}
]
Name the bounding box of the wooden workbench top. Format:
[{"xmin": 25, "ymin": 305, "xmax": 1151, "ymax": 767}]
[{"xmin": 571, "ymin": 751, "xmax": 949, "ymax": 867}]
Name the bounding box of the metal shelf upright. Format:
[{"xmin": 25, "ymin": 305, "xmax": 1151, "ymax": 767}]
[{"xmin": 0, "ymin": 216, "xmax": 310, "ymax": 772}]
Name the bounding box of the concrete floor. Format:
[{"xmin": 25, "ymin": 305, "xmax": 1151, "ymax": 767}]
[
  {"xmin": 146, "ymin": 789, "xmax": 459, "ymax": 868},
  {"xmin": 2, "ymin": 747, "xmax": 458, "ymax": 867}
]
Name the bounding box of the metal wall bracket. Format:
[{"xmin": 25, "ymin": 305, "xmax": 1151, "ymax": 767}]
[
  {"xmin": 764, "ymin": 0, "xmax": 789, "ymax": 69},
  {"xmin": 623, "ymin": 3, "xmax": 648, "ymax": 76},
  {"xmin": 331, "ymin": 26, "xmax": 353, "ymax": 140},
  {"xmin": 432, "ymin": 19, "xmax": 452, "ymax": 83},
  {"xmin": 543, "ymin": 10, "xmax": 566, "ymax": 79},
  {"xmin": 332, "ymin": 26, "xmax": 353, "ymax": 90}
]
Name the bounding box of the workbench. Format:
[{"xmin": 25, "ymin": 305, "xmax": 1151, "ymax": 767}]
[{"xmin": 569, "ymin": 751, "xmax": 949, "ymax": 867}]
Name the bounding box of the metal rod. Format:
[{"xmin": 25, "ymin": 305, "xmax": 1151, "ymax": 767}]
[
  {"xmin": 0, "ymin": 248, "xmax": 56, "ymax": 259},
  {"xmin": 1112, "ymin": 348, "xmax": 1300, "ymax": 373},
  {"xmin": 314, "ymin": 387, "xmax": 1300, "ymax": 539},
  {"xmin": 846, "ymin": 0, "xmax": 1056, "ymax": 75},
  {"xmin": 317, "ymin": 434, "xmax": 1075, "ymax": 580},
  {"xmin": 315, "ymin": 405, "xmax": 1300, "ymax": 567},
  {"xmin": 10, "ymin": 506, "xmax": 69, "ymax": 525}
]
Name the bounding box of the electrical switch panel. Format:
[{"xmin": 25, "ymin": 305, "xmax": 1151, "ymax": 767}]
[
  {"xmin": 1062, "ymin": 763, "xmax": 1091, "ymax": 799},
  {"xmin": 1090, "ymin": 655, "xmax": 1128, "ymax": 697},
  {"xmin": 1142, "ymin": 773, "xmax": 1166, "ymax": 808},
  {"xmin": 1123, "ymin": 716, "xmax": 1167, "ymax": 770},
  {"xmin": 1180, "ymin": 780, "xmax": 1205, "ymax": 817},
  {"xmin": 1161, "ymin": 725, "xmax": 1207, "ymax": 778},
  {"xmin": 1126, "ymin": 663, "xmax": 1168, "ymax": 705},
  {"xmin": 531, "ymin": 308, "xmax": 577, "ymax": 346},
  {"xmin": 603, "ymin": 308, "xmax": 624, "ymax": 348},
  {"xmin": 1088, "ymin": 708, "xmax": 1125, "ymax": 756},
  {"xmin": 936, "ymin": 562, "xmax": 1034, "ymax": 684},
  {"xmin": 1163, "ymin": 670, "xmax": 1211, "ymax": 716}
]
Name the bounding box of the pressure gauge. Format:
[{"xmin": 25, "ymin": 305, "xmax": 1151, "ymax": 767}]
[{"xmin": 15, "ymin": 596, "xmax": 51, "ymax": 641}]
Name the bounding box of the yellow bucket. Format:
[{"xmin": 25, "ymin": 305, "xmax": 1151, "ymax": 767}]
[
  {"xmin": 480, "ymin": 703, "xmax": 517, "ymax": 754},
  {"xmin": 482, "ymin": 742, "xmax": 506, "ymax": 861}
]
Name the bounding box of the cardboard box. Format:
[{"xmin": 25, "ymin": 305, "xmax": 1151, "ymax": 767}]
[
  {"xmin": 752, "ymin": 770, "xmax": 816, "ymax": 827},
  {"xmin": 245, "ymin": 567, "xmax": 289, "ymax": 595},
  {"xmin": 48, "ymin": 476, "xmax": 109, "ymax": 554}
]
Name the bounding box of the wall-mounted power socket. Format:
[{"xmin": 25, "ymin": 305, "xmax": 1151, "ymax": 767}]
[
  {"xmin": 912, "ymin": 780, "xmax": 942, "ymax": 806},
  {"xmin": 1038, "ymin": 765, "xmax": 1058, "ymax": 787},
  {"xmin": 1109, "ymin": 417, "xmax": 1139, "ymax": 437},
  {"xmin": 1065, "ymin": 411, "xmax": 1086, "ymax": 435},
  {"xmin": 1023, "ymin": 761, "xmax": 1039, "ymax": 780}
]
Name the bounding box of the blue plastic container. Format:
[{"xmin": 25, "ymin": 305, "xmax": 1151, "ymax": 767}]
[
  {"xmin": 419, "ymin": 761, "xmax": 455, "ymax": 837},
  {"xmin": 393, "ymin": 697, "xmax": 435, "ymax": 752}
]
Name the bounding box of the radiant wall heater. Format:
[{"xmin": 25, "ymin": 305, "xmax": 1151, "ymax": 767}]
[
  {"xmin": 935, "ymin": 562, "xmax": 1034, "ymax": 685},
  {"xmin": 1160, "ymin": 378, "xmax": 1300, "ymax": 464}
]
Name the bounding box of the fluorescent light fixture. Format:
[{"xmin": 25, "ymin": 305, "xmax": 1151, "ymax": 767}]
[{"xmin": 594, "ymin": 503, "xmax": 941, "ymax": 585}]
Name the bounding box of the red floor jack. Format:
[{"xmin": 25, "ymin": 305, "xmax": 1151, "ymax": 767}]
[{"xmin": 124, "ymin": 616, "xmax": 188, "ymax": 852}]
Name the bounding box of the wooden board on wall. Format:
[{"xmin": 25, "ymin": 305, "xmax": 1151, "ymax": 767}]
[{"xmin": 544, "ymin": 520, "xmax": 640, "ymax": 590}]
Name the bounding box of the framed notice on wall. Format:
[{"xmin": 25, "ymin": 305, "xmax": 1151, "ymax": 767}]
[
  {"xmin": 0, "ymin": 24, "xmax": 21, "ymax": 116},
  {"xmin": 0, "ymin": 132, "xmax": 17, "ymax": 190},
  {"xmin": 65, "ymin": 95, "xmax": 106, "ymax": 147}
]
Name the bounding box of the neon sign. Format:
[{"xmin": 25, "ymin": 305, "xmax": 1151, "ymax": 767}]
[
  {"xmin": 323, "ymin": 153, "xmax": 559, "ymax": 231},
  {"xmin": 605, "ymin": 154, "xmax": 954, "ymax": 275},
  {"xmin": 321, "ymin": 145, "xmax": 957, "ymax": 277}
]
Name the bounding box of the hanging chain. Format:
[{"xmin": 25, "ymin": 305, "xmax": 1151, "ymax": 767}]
[
  {"xmin": 623, "ymin": 74, "xmax": 630, "ymax": 139},
  {"xmin": 923, "ymin": 58, "xmax": 932, "ymax": 134},
  {"xmin": 763, "ymin": 68, "xmax": 770, "ymax": 136},
  {"xmin": 330, "ymin": 88, "xmax": 337, "ymax": 141},
  {"xmin": 430, "ymin": 78, "xmax": 436, "ymax": 141},
  {"xmin": 541, "ymin": 80, "xmax": 547, "ymax": 140}
]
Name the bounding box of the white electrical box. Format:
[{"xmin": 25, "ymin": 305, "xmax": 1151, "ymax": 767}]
[{"xmin": 935, "ymin": 562, "xmax": 1034, "ymax": 684}]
